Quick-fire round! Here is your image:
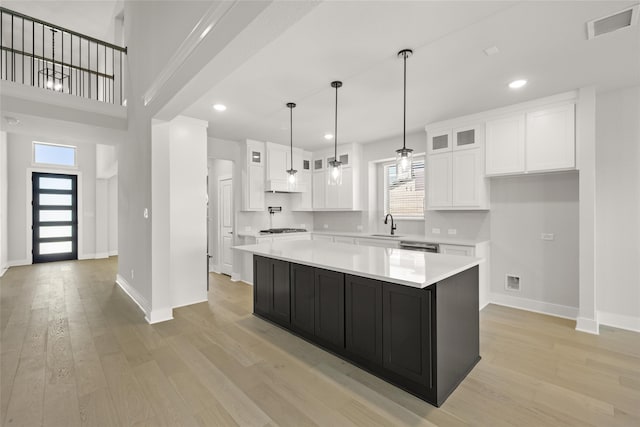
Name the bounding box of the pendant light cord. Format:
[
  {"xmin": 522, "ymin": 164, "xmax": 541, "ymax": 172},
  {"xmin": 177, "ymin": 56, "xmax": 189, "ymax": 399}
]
[
  {"xmin": 402, "ymin": 50, "xmax": 407, "ymax": 150},
  {"xmin": 290, "ymin": 105, "xmax": 293, "ymax": 169},
  {"xmin": 334, "ymin": 84, "xmax": 338, "ymax": 160}
]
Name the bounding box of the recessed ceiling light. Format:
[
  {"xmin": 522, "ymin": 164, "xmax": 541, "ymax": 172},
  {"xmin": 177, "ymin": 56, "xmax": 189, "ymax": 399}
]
[
  {"xmin": 213, "ymin": 104, "xmax": 227, "ymax": 112},
  {"xmin": 508, "ymin": 79, "xmax": 527, "ymax": 89},
  {"xmin": 324, "ymin": 133, "xmax": 334, "ymax": 140},
  {"xmin": 484, "ymin": 46, "xmax": 499, "ymax": 56}
]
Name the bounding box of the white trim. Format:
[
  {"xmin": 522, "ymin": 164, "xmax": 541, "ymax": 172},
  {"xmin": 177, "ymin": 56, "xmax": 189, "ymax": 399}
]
[
  {"xmin": 231, "ymin": 272, "xmax": 244, "ymax": 282},
  {"xmin": 116, "ymin": 274, "xmax": 149, "ymax": 316},
  {"xmin": 210, "ymin": 264, "xmax": 222, "ymax": 274},
  {"xmin": 597, "ymin": 311, "xmax": 640, "ymax": 333},
  {"xmin": 576, "ymin": 316, "xmax": 600, "ymax": 335},
  {"xmin": 6, "ymin": 259, "xmax": 30, "ymax": 267},
  {"xmin": 143, "ymin": 1, "xmax": 238, "ymax": 106},
  {"xmin": 489, "ymin": 292, "xmax": 579, "ymax": 320},
  {"xmin": 173, "ymin": 298, "xmax": 208, "ymax": 310},
  {"xmin": 146, "ymin": 308, "xmax": 173, "ymax": 324},
  {"xmin": 108, "ymin": 250, "xmax": 118, "ymax": 256},
  {"xmin": 78, "ymin": 253, "xmax": 96, "ymax": 260},
  {"xmin": 0, "ymin": 268, "xmax": 7, "ymax": 277},
  {"xmin": 94, "ymin": 252, "xmax": 110, "ymax": 259}
]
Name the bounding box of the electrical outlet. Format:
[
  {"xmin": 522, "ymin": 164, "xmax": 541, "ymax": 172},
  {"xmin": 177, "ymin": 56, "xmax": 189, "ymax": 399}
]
[
  {"xmin": 300, "ymin": 224, "xmax": 306, "ymax": 229},
  {"xmin": 447, "ymin": 228, "xmax": 457, "ymax": 235},
  {"xmin": 356, "ymin": 225, "xmax": 363, "ymax": 231},
  {"xmin": 323, "ymin": 224, "xmax": 328, "ymax": 229},
  {"xmin": 541, "ymin": 233, "xmax": 555, "ymax": 241},
  {"xmin": 432, "ymin": 228, "xmax": 441, "ymax": 234}
]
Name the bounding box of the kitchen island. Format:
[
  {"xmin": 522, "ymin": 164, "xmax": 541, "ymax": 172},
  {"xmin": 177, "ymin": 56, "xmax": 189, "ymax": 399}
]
[{"xmin": 233, "ymin": 240, "xmax": 481, "ymax": 406}]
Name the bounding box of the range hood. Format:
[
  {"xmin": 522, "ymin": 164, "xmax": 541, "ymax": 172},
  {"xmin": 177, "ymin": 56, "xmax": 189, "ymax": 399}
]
[{"xmin": 264, "ymin": 180, "xmax": 304, "ymax": 193}]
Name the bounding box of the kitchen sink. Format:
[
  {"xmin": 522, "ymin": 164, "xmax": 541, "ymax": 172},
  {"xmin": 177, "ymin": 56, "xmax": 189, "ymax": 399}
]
[{"xmin": 369, "ymin": 234, "xmax": 403, "ymax": 238}]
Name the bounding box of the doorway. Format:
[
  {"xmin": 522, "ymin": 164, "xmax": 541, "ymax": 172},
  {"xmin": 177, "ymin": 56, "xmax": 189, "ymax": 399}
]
[
  {"xmin": 219, "ymin": 177, "xmax": 233, "ymax": 276},
  {"xmin": 32, "ymin": 172, "xmax": 78, "ymax": 263},
  {"xmin": 208, "ymin": 158, "xmax": 234, "ymax": 277}
]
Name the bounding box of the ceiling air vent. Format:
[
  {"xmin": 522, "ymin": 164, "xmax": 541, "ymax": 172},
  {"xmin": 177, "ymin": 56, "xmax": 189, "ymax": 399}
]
[{"xmin": 587, "ymin": 5, "xmax": 639, "ymax": 39}]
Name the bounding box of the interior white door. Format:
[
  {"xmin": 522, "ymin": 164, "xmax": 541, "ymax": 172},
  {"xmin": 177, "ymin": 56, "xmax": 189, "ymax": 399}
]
[{"xmin": 219, "ymin": 178, "xmax": 233, "ymax": 276}]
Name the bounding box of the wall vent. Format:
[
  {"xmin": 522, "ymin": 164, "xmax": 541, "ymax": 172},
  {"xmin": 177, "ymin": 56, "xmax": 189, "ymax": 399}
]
[
  {"xmin": 587, "ymin": 5, "xmax": 639, "ymax": 39},
  {"xmin": 505, "ymin": 274, "xmax": 520, "ymax": 291}
]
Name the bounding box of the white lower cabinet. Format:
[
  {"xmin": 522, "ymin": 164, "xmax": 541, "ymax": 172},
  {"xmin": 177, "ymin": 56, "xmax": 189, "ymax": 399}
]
[
  {"xmin": 440, "ymin": 244, "xmax": 475, "ymax": 257},
  {"xmin": 355, "ymin": 238, "xmax": 400, "ymax": 249},
  {"xmin": 333, "ymin": 236, "xmax": 356, "ymax": 244}
]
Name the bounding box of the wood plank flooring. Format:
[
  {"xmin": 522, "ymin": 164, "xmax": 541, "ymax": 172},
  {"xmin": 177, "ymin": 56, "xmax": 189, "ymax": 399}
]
[{"xmin": 1, "ymin": 257, "xmax": 639, "ymax": 426}]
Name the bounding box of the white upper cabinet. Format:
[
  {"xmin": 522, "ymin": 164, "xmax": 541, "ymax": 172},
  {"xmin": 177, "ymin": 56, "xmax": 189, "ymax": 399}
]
[
  {"xmin": 484, "ymin": 97, "xmax": 576, "ymax": 176},
  {"xmin": 452, "ymin": 149, "xmax": 486, "ymax": 207},
  {"xmin": 427, "ymin": 153, "xmax": 452, "ymax": 208},
  {"xmin": 453, "ymin": 124, "xmax": 483, "ymax": 151},
  {"xmin": 427, "ymin": 129, "xmax": 452, "ymax": 154},
  {"xmin": 291, "ymin": 150, "xmax": 313, "ymax": 211},
  {"xmin": 242, "ymin": 139, "xmax": 265, "ymax": 211},
  {"xmin": 526, "ymin": 103, "xmax": 575, "ymax": 172},
  {"xmin": 311, "ymin": 143, "xmax": 361, "ymax": 211},
  {"xmin": 485, "ymin": 114, "xmax": 526, "ymax": 175}
]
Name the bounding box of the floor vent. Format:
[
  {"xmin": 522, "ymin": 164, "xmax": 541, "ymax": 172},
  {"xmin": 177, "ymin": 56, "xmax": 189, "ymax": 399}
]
[
  {"xmin": 505, "ymin": 275, "xmax": 520, "ymax": 291},
  {"xmin": 587, "ymin": 5, "xmax": 639, "ymax": 39}
]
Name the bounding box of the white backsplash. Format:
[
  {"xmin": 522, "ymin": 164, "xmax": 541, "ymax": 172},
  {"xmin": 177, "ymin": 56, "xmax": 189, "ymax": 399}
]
[{"xmin": 237, "ymin": 192, "xmax": 314, "ymax": 232}]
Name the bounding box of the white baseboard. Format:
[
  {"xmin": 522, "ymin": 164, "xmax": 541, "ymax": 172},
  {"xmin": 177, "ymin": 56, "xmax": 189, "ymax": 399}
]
[
  {"xmin": 94, "ymin": 252, "xmax": 110, "ymax": 259},
  {"xmin": 146, "ymin": 308, "xmax": 173, "ymax": 324},
  {"xmin": 489, "ymin": 292, "xmax": 579, "ymax": 320},
  {"xmin": 576, "ymin": 316, "xmax": 600, "ymax": 335},
  {"xmin": 108, "ymin": 250, "xmax": 118, "ymax": 256},
  {"xmin": 173, "ymin": 297, "xmax": 208, "ymax": 310},
  {"xmin": 6, "ymin": 259, "xmax": 29, "ymax": 268},
  {"xmin": 116, "ymin": 274, "xmax": 149, "ymax": 318},
  {"xmin": 597, "ymin": 310, "xmax": 640, "ymax": 333},
  {"xmin": 78, "ymin": 253, "xmax": 96, "ymax": 260},
  {"xmin": 0, "ymin": 267, "xmax": 7, "ymax": 277},
  {"xmin": 230, "ymin": 272, "xmax": 242, "ymax": 282},
  {"xmin": 210, "ymin": 264, "xmax": 221, "ymax": 274}
]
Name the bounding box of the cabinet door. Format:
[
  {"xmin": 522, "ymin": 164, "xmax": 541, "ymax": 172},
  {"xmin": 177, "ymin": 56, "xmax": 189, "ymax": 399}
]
[
  {"xmin": 290, "ymin": 263, "xmax": 315, "ymax": 336},
  {"xmin": 267, "ymin": 144, "xmax": 288, "ymax": 183},
  {"xmin": 337, "ymin": 167, "xmax": 353, "ymax": 209},
  {"xmin": 453, "ymin": 124, "xmax": 483, "ymax": 151},
  {"xmin": 325, "ymin": 176, "xmax": 339, "ymax": 209},
  {"xmin": 427, "ymin": 153, "xmax": 452, "ymax": 208},
  {"xmin": 452, "ymin": 149, "xmax": 482, "ymax": 207},
  {"xmin": 314, "ymin": 268, "xmax": 345, "ymax": 349},
  {"xmin": 526, "ymin": 103, "xmax": 575, "ymax": 172},
  {"xmin": 345, "ymin": 275, "xmax": 383, "ymax": 365},
  {"xmin": 253, "ymin": 256, "xmax": 271, "ymax": 316},
  {"xmin": 428, "ymin": 130, "xmax": 452, "ymax": 154},
  {"xmin": 383, "ymin": 284, "xmax": 432, "ymax": 387},
  {"xmin": 312, "ymin": 172, "xmax": 326, "ymax": 209},
  {"xmin": 355, "ymin": 238, "xmax": 399, "ymax": 249},
  {"xmin": 248, "ymin": 164, "xmax": 265, "ymax": 210},
  {"xmin": 270, "ymin": 258, "xmax": 290, "ymax": 325},
  {"xmin": 485, "ymin": 114, "xmax": 525, "ymax": 175},
  {"xmin": 333, "ymin": 236, "xmax": 356, "ymax": 244}
]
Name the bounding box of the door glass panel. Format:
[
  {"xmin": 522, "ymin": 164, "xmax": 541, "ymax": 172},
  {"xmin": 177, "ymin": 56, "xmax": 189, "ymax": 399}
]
[
  {"xmin": 39, "ymin": 210, "xmax": 72, "ymax": 222},
  {"xmin": 314, "ymin": 159, "xmax": 323, "ymax": 170},
  {"xmin": 39, "ymin": 193, "xmax": 72, "ymax": 206},
  {"xmin": 39, "ymin": 226, "xmax": 73, "ymax": 238},
  {"xmin": 303, "ymin": 160, "xmax": 310, "ymax": 170},
  {"xmin": 456, "ymin": 129, "xmax": 475, "ymax": 146},
  {"xmin": 39, "ymin": 177, "xmax": 72, "ymax": 190},
  {"xmin": 39, "ymin": 241, "xmax": 72, "ymax": 254},
  {"xmin": 433, "ymin": 134, "xmax": 449, "ymax": 150},
  {"xmin": 339, "ymin": 154, "xmax": 349, "ymax": 165},
  {"xmin": 251, "ymin": 151, "xmax": 261, "ymax": 163}
]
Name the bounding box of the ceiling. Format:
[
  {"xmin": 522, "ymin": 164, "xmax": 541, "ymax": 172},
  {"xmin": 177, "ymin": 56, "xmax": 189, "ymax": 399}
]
[{"xmin": 183, "ymin": 1, "xmax": 640, "ymax": 151}]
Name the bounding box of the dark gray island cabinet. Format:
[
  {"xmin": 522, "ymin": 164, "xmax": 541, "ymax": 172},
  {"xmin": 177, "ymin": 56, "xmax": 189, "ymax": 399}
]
[{"xmin": 252, "ymin": 254, "xmax": 480, "ymax": 407}]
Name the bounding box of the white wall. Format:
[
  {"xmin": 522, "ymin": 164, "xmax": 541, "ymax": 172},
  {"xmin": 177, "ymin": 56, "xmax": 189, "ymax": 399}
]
[
  {"xmin": 595, "ymin": 86, "xmax": 640, "ymax": 332},
  {"xmin": 489, "ymin": 172, "xmax": 579, "ymax": 317},
  {"xmin": 0, "ymin": 131, "xmax": 7, "ymax": 275},
  {"xmin": 6, "ymin": 133, "xmax": 97, "ymax": 264},
  {"xmin": 108, "ymin": 175, "xmax": 118, "ymax": 255},
  {"xmin": 313, "ymin": 131, "xmax": 427, "ymax": 235},
  {"xmin": 95, "ymin": 179, "xmax": 109, "ymax": 258}
]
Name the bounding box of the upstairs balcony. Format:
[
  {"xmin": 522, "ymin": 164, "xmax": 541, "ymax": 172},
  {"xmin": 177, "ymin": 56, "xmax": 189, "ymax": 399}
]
[{"xmin": 0, "ymin": 7, "xmax": 127, "ymax": 133}]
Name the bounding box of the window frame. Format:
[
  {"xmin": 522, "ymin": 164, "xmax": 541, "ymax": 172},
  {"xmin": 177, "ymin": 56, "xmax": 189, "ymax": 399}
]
[
  {"xmin": 382, "ymin": 155, "xmax": 425, "ymax": 220},
  {"xmin": 32, "ymin": 141, "xmax": 78, "ymax": 169}
]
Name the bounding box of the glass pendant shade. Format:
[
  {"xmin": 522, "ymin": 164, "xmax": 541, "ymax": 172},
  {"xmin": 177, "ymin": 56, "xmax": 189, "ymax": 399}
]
[
  {"xmin": 395, "ymin": 147, "xmax": 414, "ymax": 181},
  {"xmin": 285, "ymin": 102, "xmax": 297, "ymax": 190},
  {"xmin": 287, "ymin": 168, "xmax": 297, "ymax": 190},
  {"xmin": 328, "ymin": 160, "xmax": 342, "ymax": 186}
]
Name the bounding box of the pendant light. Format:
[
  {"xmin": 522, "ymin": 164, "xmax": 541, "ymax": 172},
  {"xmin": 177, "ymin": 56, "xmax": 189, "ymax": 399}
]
[
  {"xmin": 395, "ymin": 49, "xmax": 414, "ymax": 182},
  {"xmin": 285, "ymin": 102, "xmax": 297, "ymax": 189},
  {"xmin": 328, "ymin": 81, "xmax": 343, "ymax": 186}
]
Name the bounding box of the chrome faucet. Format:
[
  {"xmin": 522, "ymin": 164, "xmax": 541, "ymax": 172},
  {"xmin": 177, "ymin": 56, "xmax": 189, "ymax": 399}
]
[{"xmin": 384, "ymin": 214, "xmax": 397, "ymax": 236}]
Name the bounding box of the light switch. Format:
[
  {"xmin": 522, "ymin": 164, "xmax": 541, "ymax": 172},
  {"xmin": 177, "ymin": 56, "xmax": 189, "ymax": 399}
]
[
  {"xmin": 432, "ymin": 228, "xmax": 441, "ymax": 234},
  {"xmin": 541, "ymin": 233, "xmax": 554, "ymax": 241},
  {"xmin": 447, "ymin": 229, "xmax": 457, "ymax": 235}
]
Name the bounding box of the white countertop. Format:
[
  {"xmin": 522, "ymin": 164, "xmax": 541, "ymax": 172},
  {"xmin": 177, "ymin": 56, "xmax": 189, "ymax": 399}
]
[
  {"xmin": 237, "ymin": 229, "xmax": 486, "ymax": 246},
  {"xmin": 233, "ymin": 240, "xmax": 481, "ymax": 289}
]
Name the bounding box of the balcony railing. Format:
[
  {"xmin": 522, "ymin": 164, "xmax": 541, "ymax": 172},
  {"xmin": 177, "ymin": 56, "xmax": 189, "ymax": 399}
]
[{"xmin": 0, "ymin": 7, "xmax": 127, "ymax": 105}]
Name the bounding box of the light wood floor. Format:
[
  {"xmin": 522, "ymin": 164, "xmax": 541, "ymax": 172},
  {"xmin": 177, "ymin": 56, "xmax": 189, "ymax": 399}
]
[{"xmin": 1, "ymin": 258, "xmax": 639, "ymax": 426}]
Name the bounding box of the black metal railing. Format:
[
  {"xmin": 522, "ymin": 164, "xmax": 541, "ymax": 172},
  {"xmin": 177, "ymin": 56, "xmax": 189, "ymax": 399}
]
[{"xmin": 0, "ymin": 7, "xmax": 127, "ymax": 105}]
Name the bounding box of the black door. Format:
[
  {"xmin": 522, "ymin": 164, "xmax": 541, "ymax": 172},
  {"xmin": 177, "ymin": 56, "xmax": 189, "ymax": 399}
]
[
  {"xmin": 32, "ymin": 172, "xmax": 78, "ymax": 263},
  {"xmin": 345, "ymin": 275, "xmax": 383, "ymax": 366},
  {"xmin": 290, "ymin": 263, "xmax": 315, "ymax": 336},
  {"xmin": 382, "ymin": 284, "xmax": 433, "ymax": 387},
  {"xmin": 314, "ymin": 268, "xmax": 344, "ymax": 350}
]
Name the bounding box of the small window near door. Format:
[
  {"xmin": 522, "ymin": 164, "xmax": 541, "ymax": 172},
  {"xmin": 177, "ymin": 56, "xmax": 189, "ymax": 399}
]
[
  {"xmin": 33, "ymin": 142, "xmax": 76, "ymax": 167},
  {"xmin": 383, "ymin": 158, "xmax": 425, "ymax": 219}
]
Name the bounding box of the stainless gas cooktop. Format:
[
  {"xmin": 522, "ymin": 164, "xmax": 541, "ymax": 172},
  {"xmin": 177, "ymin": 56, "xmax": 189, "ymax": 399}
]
[{"xmin": 259, "ymin": 228, "xmax": 307, "ymax": 234}]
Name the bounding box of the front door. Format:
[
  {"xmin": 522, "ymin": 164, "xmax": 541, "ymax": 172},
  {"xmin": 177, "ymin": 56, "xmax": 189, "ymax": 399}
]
[
  {"xmin": 220, "ymin": 178, "xmax": 233, "ymax": 275},
  {"xmin": 32, "ymin": 172, "xmax": 78, "ymax": 263}
]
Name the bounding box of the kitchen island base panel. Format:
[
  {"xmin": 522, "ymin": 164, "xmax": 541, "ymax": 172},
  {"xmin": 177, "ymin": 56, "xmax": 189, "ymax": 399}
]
[{"xmin": 252, "ymin": 255, "xmax": 480, "ymax": 407}]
